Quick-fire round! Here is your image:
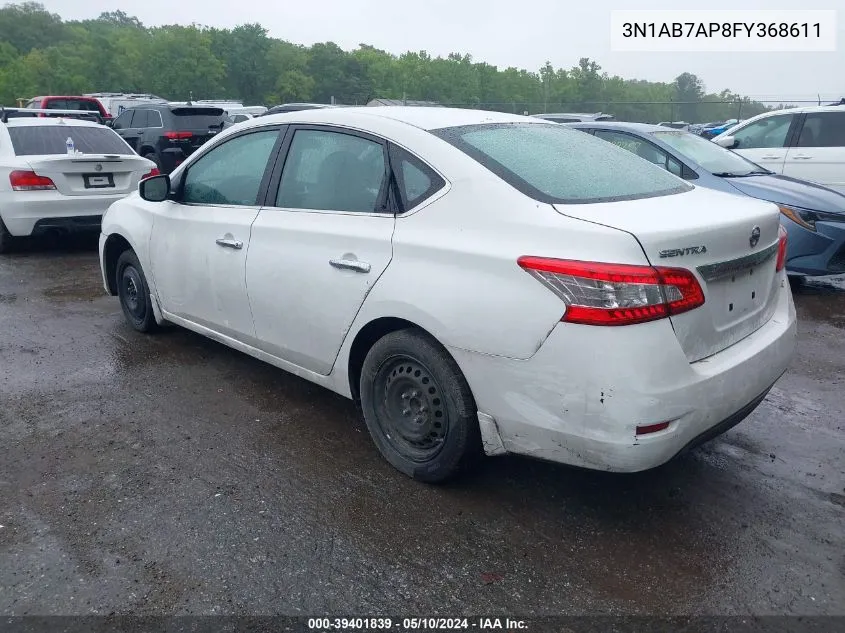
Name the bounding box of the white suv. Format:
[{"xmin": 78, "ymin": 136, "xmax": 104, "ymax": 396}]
[{"xmin": 714, "ymin": 105, "xmax": 845, "ymax": 193}]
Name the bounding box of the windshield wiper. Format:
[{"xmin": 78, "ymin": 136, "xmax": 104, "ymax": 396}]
[{"xmin": 712, "ymin": 170, "xmax": 772, "ymax": 178}]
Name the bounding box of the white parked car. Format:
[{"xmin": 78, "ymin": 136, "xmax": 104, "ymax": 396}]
[
  {"xmin": 0, "ymin": 112, "xmax": 158, "ymax": 252},
  {"xmin": 714, "ymin": 105, "xmax": 845, "ymax": 193},
  {"xmin": 99, "ymin": 107, "xmax": 796, "ymax": 482}
]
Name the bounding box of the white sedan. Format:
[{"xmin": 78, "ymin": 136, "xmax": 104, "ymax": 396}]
[
  {"xmin": 0, "ymin": 114, "xmax": 157, "ymax": 252},
  {"xmin": 99, "ymin": 107, "xmax": 797, "ymax": 482}
]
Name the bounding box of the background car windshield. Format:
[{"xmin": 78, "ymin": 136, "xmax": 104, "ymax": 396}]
[
  {"xmin": 434, "ymin": 123, "xmax": 690, "ymax": 204},
  {"xmin": 653, "ymin": 130, "xmax": 762, "ymax": 175},
  {"xmin": 8, "ymin": 126, "xmax": 132, "ymax": 156}
]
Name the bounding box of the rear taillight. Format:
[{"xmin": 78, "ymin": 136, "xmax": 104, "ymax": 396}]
[
  {"xmin": 9, "ymin": 170, "xmax": 57, "ymax": 191},
  {"xmin": 142, "ymin": 167, "xmax": 160, "ymax": 180},
  {"xmin": 517, "ymin": 257, "xmax": 705, "ymax": 326},
  {"xmin": 776, "ymin": 225, "xmax": 788, "ymax": 272},
  {"xmin": 164, "ymin": 131, "xmax": 193, "ymax": 140}
]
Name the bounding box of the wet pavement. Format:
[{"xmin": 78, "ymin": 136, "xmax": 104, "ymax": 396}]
[{"xmin": 0, "ymin": 235, "xmax": 843, "ymax": 617}]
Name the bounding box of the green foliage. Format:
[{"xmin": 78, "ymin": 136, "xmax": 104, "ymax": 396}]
[{"xmin": 0, "ymin": 2, "xmax": 770, "ymax": 121}]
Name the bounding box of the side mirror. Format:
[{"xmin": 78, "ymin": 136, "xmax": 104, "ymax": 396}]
[
  {"xmin": 714, "ymin": 135, "xmax": 738, "ymax": 149},
  {"xmin": 105, "ymin": 119, "xmax": 114, "ymax": 128},
  {"xmin": 139, "ymin": 174, "xmax": 171, "ymax": 202}
]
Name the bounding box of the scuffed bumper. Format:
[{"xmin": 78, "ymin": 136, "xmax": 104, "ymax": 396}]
[{"xmin": 452, "ymin": 279, "xmax": 797, "ymax": 472}]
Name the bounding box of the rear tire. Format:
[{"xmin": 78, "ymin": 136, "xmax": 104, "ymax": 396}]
[
  {"xmin": 142, "ymin": 151, "xmax": 162, "ymax": 172},
  {"xmin": 0, "ymin": 218, "xmax": 14, "ymax": 254},
  {"xmin": 116, "ymin": 250, "xmax": 158, "ymax": 333},
  {"xmin": 359, "ymin": 329, "xmax": 482, "ymax": 483}
]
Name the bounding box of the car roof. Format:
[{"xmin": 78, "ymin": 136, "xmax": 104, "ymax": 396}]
[
  {"xmin": 566, "ymin": 121, "xmax": 664, "ymax": 133},
  {"xmin": 3, "ymin": 116, "xmax": 104, "ymax": 128},
  {"xmin": 252, "ymin": 106, "xmax": 535, "ymax": 131},
  {"xmin": 30, "ymin": 95, "xmax": 101, "ymax": 101}
]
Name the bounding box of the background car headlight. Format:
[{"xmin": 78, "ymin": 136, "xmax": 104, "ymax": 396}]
[{"xmin": 777, "ymin": 205, "xmax": 845, "ymax": 232}]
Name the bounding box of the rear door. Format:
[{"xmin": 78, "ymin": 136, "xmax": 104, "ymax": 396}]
[
  {"xmin": 729, "ymin": 112, "xmax": 798, "ymax": 173},
  {"xmin": 121, "ymin": 109, "xmax": 145, "ymax": 151},
  {"xmin": 554, "ymin": 188, "xmax": 783, "ymax": 362},
  {"xmin": 783, "ymin": 111, "xmax": 845, "ymax": 192},
  {"xmin": 246, "ymin": 125, "xmax": 396, "ymax": 374}
]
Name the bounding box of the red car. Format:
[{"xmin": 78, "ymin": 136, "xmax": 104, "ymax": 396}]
[{"xmin": 26, "ymin": 96, "xmax": 110, "ymax": 123}]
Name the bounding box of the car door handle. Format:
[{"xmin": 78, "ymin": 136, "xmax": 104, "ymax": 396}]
[
  {"xmin": 215, "ymin": 238, "xmax": 243, "ymax": 250},
  {"xmin": 329, "ymin": 258, "xmax": 371, "ymax": 273},
  {"xmin": 791, "ymin": 154, "xmax": 813, "ymax": 160},
  {"xmin": 760, "ymin": 154, "xmax": 782, "ymax": 159}
]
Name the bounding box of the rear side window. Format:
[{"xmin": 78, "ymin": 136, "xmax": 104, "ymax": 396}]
[
  {"xmin": 276, "ymin": 129, "xmax": 387, "ymax": 212},
  {"xmin": 796, "ymin": 112, "xmax": 845, "ymax": 148},
  {"xmin": 433, "ymin": 123, "xmax": 690, "ymax": 204},
  {"xmin": 389, "ymin": 144, "xmax": 445, "ymax": 211},
  {"xmin": 8, "ymin": 126, "xmax": 132, "ymax": 156},
  {"xmin": 130, "ymin": 109, "xmax": 150, "ymax": 128},
  {"xmin": 26, "ymin": 99, "xmax": 42, "ymax": 109}
]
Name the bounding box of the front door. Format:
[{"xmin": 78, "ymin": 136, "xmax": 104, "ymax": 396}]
[
  {"xmin": 730, "ymin": 112, "xmax": 797, "ymax": 174},
  {"xmin": 247, "ymin": 126, "xmax": 396, "ymax": 375},
  {"xmin": 149, "ymin": 127, "xmax": 283, "ymax": 343}
]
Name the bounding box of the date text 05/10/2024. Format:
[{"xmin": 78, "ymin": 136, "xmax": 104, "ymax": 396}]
[{"xmin": 307, "ymin": 618, "xmax": 528, "ymax": 630}]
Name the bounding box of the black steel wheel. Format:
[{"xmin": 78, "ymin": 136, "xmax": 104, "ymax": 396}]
[
  {"xmin": 359, "ymin": 329, "xmax": 481, "ymax": 483},
  {"xmin": 116, "ymin": 249, "xmax": 158, "ymax": 333}
]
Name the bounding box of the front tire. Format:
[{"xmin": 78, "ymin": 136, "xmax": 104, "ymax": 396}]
[
  {"xmin": 116, "ymin": 250, "xmax": 158, "ymax": 333},
  {"xmin": 359, "ymin": 329, "xmax": 482, "ymax": 483}
]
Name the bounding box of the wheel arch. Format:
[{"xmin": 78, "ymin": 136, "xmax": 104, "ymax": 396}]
[
  {"xmin": 346, "ymin": 316, "xmax": 446, "ymax": 405},
  {"xmin": 102, "ymin": 233, "xmax": 134, "ymax": 295}
]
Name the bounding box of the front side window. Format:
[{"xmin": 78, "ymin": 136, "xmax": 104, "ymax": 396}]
[
  {"xmin": 434, "ymin": 123, "xmax": 689, "ymax": 204},
  {"xmin": 594, "ymin": 130, "xmax": 688, "ymax": 178},
  {"xmin": 796, "ymin": 112, "xmax": 845, "ymax": 148},
  {"xmin": 8, "ymin": 126, "xmax": 132, "ymax": 156},
  {"xmin": 732, "ymin": 114, "xmax": 794, "ymax": 149},
  {"xmin": 653, "ymin": 130, "xmax": 766, "ymax": 176},
  {"xmin": 276, "ymin": 129, "xmax": 387, "ymax": 212},
  {"xmin": 182, "ymin": 130, "xmax": 280, "ymax": 206},
  {"xmin": 112, "ymin": 110, "xmax": 132, "ymax": 130}
]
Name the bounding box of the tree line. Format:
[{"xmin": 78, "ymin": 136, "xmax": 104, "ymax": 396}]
[{"xmin": 0, "ymin": 2, "xmax": 771, "ymax": 123}]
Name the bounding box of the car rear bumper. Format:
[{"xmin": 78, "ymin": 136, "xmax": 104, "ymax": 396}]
[
  {"xmin": 448, "ymin": 277, "xmax": 797, "ymax": 472},
  {"xmin": 0, "ymin": 192, "xmax": 128, "ymax": 236}
]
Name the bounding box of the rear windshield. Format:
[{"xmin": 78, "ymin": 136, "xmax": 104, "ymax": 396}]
[
  {"xmin": 433, "ymin": 123, "xmax": 691, "ymax": 204},
  {"xmin": 44, "ymin": 99, "xmax": 101, "ymax": 112},
  {"xmin": 170, "ymin": 107, "xmax": 225, "ymax": 128},
  {"xmin": 8, "ymin": 126, "xmax": 132, "ymax": 156}
]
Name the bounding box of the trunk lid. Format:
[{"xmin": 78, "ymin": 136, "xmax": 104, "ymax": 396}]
[
  {"xmin": 25, "ymin": 154, "xmax": 154, "ymax": 196},
  {"xmin": 554, "ymin": 187, "xmax": 783, "ymax": 362}
]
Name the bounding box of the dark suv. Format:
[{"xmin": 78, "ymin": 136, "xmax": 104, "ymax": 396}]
[{"xmin": 109, "ymin": 104, "xmax": 228, "ymax": 173}]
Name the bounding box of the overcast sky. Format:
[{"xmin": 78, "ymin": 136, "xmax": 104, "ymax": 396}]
[{"xmin": 39, "ymin": 0, "xmax": 844, "ymax": 103}]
